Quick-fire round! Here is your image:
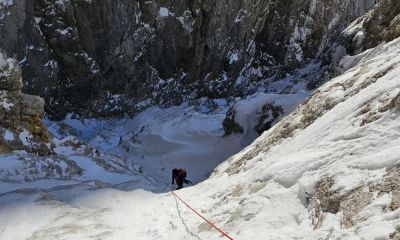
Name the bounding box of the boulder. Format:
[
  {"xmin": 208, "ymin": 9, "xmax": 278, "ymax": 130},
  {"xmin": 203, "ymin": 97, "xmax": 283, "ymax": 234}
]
[{"xmin": 0, "ymin": 51, "xmax": 50, "ymax": 153}]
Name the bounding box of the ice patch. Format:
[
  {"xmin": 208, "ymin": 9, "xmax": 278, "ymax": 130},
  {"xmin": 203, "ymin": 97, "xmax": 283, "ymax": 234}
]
[
  {"xmin": 4, "ymin": 130, "xmax": 14, "ymax": 141},
  {"xmin": 159, "ymin": 7, "xmax": 171, "ymax": 17}
]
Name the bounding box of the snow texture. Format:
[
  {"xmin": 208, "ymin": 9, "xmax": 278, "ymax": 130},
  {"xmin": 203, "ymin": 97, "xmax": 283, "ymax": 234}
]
[{"xmin": 0, "ymin": 37, "xmax": 400, "ymax": 239}]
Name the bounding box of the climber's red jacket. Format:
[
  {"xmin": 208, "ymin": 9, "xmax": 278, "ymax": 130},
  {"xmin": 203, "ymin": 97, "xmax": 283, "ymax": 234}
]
[{"xmin": 172, "ymin": 168, "xmax": 187, "ymax": 189}]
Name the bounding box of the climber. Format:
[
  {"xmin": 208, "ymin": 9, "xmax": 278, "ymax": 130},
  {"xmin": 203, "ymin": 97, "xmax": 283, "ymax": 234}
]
[{"xmin": 172, "ymin": 168, "xmax": 192, "ymax": 190}]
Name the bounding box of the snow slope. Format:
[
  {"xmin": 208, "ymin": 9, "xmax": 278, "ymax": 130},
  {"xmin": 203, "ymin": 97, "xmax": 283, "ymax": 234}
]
[
  {"xmin": 183, "ymin": 37, "xmax": 400, "ymax": 239},
  {"xmin": 1, "ymin": 37, "xmax": 400, "ymax": 239}
]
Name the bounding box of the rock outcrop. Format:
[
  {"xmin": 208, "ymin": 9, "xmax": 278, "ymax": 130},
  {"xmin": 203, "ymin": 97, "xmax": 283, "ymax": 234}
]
[
  {"xmin": 223, "ymin": 101, "xmax": 284, "ymax": 136},
  {"xmin": 223, "ymin": 107, "xmax": 244, "ymax": 136},
  {"xmin": 253, "ymin": 103, "xmax": 284, "ymax": 135},
  {"xmin": 222, "ymin": 92, "xmax": 305, "ymax": 136},
  {"xmin": 0, "ymin": 51, "xmax": 50, "ymax": 154},
  {"xmin": 310, "ymin": 166, "xmax": 400, "ymax": 230},
  {"xmin": 0, "ymin": 0, "xmax": 389, "ymax": 119},
  {"xmin": 341, "ymin": 0, "xmax": 400, "ymax": 55}
]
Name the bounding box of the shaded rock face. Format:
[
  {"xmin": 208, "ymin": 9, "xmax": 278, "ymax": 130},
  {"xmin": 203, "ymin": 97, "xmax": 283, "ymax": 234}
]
[
  {"xmin": 223, "ymin": 102, "xmax": 284, "ymax": 136},
  {"xmin": 223, "ymin": 107, "xmax": 244, "ymax": 136},
  {"xmin": 0, "ymin": 0, "xmax": 394, "ymax": 119},
  {"xmin": 254, "ymin": 103, "xmax": 284, "ymax": 135},
  {"xmin": 321, "ymin": 0, "xmax": 400, "ymax": 80},
  {"xmin": 0, "ymin": 51, "xmax": 50, "ymax": 154},
  {"xmin": 341, "ymin": 0, "xmax": 400, "ymax": 55}
]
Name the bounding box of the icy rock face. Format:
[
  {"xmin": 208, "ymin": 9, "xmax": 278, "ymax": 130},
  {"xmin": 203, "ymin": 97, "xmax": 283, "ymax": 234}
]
[
  {"xmin": 0, "ymin": 0, "xmax": 381, "ymax": 119},
  {"xmin": 222, "ymin": 92, "xmax": 307, "ymax": 136},
  {"xmin": 341, "ymin": 0, "xmax": 400, "ymax": 55},
  {"xmin": 222, "ymin": 107, "xmax": 244, "ymax": 136},
  {"xmin": 223, "ymin": 101, "xmax": 284, "ymax": 136},
  {"xmin": 0, "ymin": 51, "xmax": 50, "ymax": 154},
  {"xmin": 253, "ymin": 103, "xmax": 284, "ymax": 135},
  {"xmin": 319, "ymin": 0, "xmax": 400, "ymax": 82}
]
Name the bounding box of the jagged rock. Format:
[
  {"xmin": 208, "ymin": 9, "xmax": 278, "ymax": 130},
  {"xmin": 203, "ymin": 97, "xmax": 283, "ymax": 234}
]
[
  {"xmin": 307, "ymin": 0, "xmax": 400, "ymax": 91},
  {"xmin": 0, "ymin": 51, "xmax": 50, "ymax": 154},
  {"xmin": 341, "ymin": 0, "xmax": 400, "ymax": 55},
  {"xmin": 0, "ymin": 0, "xmax": 385, "ymax": 118}
]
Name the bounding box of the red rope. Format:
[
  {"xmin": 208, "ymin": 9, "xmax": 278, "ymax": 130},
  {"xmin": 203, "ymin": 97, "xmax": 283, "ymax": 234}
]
[{"xmin": 171, "ymin": 191, "xmax": 235, "ymax": 240}]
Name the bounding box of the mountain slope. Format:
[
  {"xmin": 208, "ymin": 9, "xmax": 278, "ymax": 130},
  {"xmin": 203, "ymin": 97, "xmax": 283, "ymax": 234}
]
[
  {"xmin": 192, "ymin": 36, "xmax": 400, "ymax": 239},
  {"xmin": 1, "ymin": 35, "xmax": 399, "ymax": 240}
]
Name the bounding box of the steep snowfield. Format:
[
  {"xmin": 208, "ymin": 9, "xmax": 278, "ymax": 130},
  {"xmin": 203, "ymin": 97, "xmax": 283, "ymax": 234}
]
[
  {"xmin": 186, "ymin": 38, "xmax": 400, "ymax": 239},
  {"xmin": 1, "ymin": 37, "xmax": 400, "ymax": 239}
]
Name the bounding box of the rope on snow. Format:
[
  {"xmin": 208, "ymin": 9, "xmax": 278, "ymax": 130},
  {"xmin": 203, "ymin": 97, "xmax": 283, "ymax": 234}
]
[{"xmin": 171, "ymin": 191, "xmax": 235, "ymax": 240}]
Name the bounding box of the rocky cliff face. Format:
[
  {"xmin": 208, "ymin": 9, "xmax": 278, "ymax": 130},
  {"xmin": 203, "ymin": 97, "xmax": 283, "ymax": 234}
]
[
  {"xmin": 341, "ymin": 0, "xmax": 400, "ymax": 55},
  {"xmin": 0, "ymin": 0, "xmax": 394, "ymax": 119},
  {"xmin": 0, "ymin": 51, "xmax": 50, "ymax": 154}
]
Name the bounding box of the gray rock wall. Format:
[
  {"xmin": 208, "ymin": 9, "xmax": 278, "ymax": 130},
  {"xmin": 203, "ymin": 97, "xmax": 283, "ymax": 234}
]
[
  {"xmin": 341, "ymin": 0, "xmax": 400, "ymax": 54},
  {"xmin": 0, "ymin": 0, "xmax": 393, "ymax": 119}
]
